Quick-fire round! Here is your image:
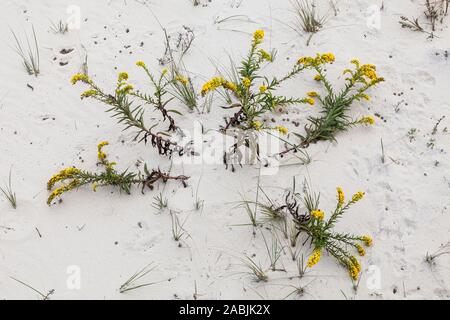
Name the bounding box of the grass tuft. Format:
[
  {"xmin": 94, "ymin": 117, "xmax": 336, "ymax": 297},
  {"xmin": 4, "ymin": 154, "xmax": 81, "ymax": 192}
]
[
  {"xmin": 11, "ymin": 26, "xmax": 40, "ymax": 76},
  {"xmin": 1, "ymin": 169, "xmax": 17, "ymax": 209}
]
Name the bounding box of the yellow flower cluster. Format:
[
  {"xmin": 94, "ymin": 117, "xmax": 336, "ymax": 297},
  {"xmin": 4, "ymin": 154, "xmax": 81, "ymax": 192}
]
[
  {"xmin": 259, "ymin": 85, "xmax": 267, "ymax": 93},
  {"xmin": 360, "ymin": 64, "xmax": 378, "ymax": 80},
  {"xmin": 337, "ymin": 187, "xmax": 345, "ymax": 206},
  {"xmin": 201, "ymin": 77, "xmax": 236, "ymax": 96},
  {"xmin": 307, "ymin": 91, "xmax": 318, "ymax": 97},
  {"xmin": 71, "ymin": 73, "xmax": 90, "ymax": 85},
  {"xmin": 258, "ymin": 49, "xmax": 272, "ymax": 62},
  {"xmin": 118, "ymin": 72, "xmax": 129, "ymax": 82},
  {"xmin": 359, "ymin": 116, "xmax": 375, "ymax": 125},
  {"xmin": 306, "ymin": 98, "xmax": 315, "ymax": 105},
  {"xmin": 242, "ymin": 77, "xmax": 251, "ymax": 88},
  {"xmin": 251, "ymin": 120, "xmax": 262, "ymax": 131},
  {"xmin": 297, "ymin": 53, "xmax": 335, "ymax": 66},
  {"xmin": 116, "ymin": 84, "xmax": 134, "ymax": 95},
  {"xmin": 275, "ymin": 125, "xmax": 288, "ymax": 135},
  {"xmin": 352, "ymin": 191, "xmax": 365, "ymax": 202},
  {"xmin": 360, "ymin": 93, "xmax": 370, "ymax": 101},
  {"xmin": 311, "ymin": 209, "xmax": 324, "ymax": 220},
  {"xmin": 356, "ymin": 244, "xmax": 366, "ymax": 256},
  {"xmin": 349, "ymin": 256, "xmax": 361, "ymax": 280},
  {"xmin": 136, "ymin": 60, "xmax": 146, "ymax": 68},
  {"xmin": 175, "ymin": 75, "xmax": 189, "ymax": 85},
  {"xmin": 362, "ymin": 235, "xmax": 373, "ymax": 247},
  {"xmin": 47, "ymin": 167, "xmax": 81, "ymax": 191},
  {"xmin": 47, "ymin": 179, "xmax": 80, "ymax": 205},
  {"xmin": 253, "ymin": 29, "xmax": 265, "ymax": 44},
  {"xmin": 97, "ymin": 141, "xmax": 109, "ymax": 162},
  {"xmin": 314, "ymin": 74, "xmax": 322, "ymax": 81},
  {"xmin": 307, "ymin": 249, "xmax": 322, "ymax": 268},
  {"xmin": 81, "ymin": 89, "xmax": 98, "ymax": 99}
]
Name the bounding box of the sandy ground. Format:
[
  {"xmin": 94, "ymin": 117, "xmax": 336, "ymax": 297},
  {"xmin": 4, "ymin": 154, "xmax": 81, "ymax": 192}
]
[{"xmin": 0, "ymin": 0, "xmax": 449, "ymax": 299}]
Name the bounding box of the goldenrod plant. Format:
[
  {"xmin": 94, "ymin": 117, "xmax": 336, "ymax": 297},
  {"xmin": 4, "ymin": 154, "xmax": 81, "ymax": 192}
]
[
  {"xmin": 290, "ymin": 186, "xmax": 373, "ymax": 281},
  {"xmin": 71, "ymin": 64, "xmax": 192, "ymax": 157},
  {"xmin": 256, "ymin": 183, "xmax": 373, "ymax": 281},
  {"xmin": 281, "ymin": 56, "xmax": 384, "ymax": 152},
  {"xmin": 202, "ymin": 30, "xmax": 334, "ymax": 168},
  {"xmin": 46, "ymin": 141, "xmax": 189, "ymax": 205},
  {"xmin": 202, "ymin": 30, "xmax": 320, "ymax": 134}
]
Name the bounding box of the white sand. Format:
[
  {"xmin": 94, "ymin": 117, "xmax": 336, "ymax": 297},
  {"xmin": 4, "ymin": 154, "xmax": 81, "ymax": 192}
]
[{"xmin": 0, "ymin": 0, "xmax": 449, "ymax": 299}]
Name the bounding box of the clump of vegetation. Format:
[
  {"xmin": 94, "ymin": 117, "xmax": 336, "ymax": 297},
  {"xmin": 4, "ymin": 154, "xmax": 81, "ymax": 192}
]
[
  {"xmin": 202, "ymin": 30, "xmax": 314, "ymax": 133},
  {"xmin": 1, "ymin": 169, "xmax": 17, "ymax": 209},
  {"xmin": 293, "ymin": 0, "xmax": 329, "ymax": 33},
  {"xmin": 10, "ymin": 26, "xmax": 40, "ymax": 76},
  {"xmin": 201, "ymin": 30, "xmax": 329, "ymax": 167},
  {"xmin": 49, "ymin": 19, "xmax": 69, "ymax": 34},
  {"xmin": 400, "ymin": 0, "xmax": 449, "ymax": 37},
  {"xmin": 46, "ymin": 141, "xmax": 189, "ymax": 205},
  {"xmin": 278, "ymin": 57, "xmax": 384, "ymax": 154},
  {"xmin": 71, "ymin": 65, "xmax": 193, "ymax": 157},
  {"xmin": 426, "ymin": 242, "xmax": 450, "ymax": 265},
  {"xmin": 254, "ymin": 182, "xmax": 373, "ymax": 281}
]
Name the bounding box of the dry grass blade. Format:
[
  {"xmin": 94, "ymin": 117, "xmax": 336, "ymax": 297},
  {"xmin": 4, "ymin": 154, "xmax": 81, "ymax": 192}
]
[
  {"xmin": 119, "ymin": 263, "xmax": 168, "ymax": 293},
  {"xmin": 10, "ymin": 277, "xmax": 54, "ymax": 300},
  {"xmin": 426, "ymin": 242, "xmax": 450, "ymax": 264}
]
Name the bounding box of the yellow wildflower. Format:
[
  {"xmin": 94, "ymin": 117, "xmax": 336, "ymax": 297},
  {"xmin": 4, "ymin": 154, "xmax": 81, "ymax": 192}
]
[
  {"xmin": 253, "ymin": 29, "xmax": 265, "ymax": 44},
  {"xmin": 259, "ymin": 85, "xmax": 267, "ymax": 93},
  {"xmin": 360, "ymin": 116, "xmax": 375, "ymax": 125},
  {"xmin": 350, "ymin": 59, "xmax": 360, "ymax": 67},
  {"xmin": 352, "ymin": 191, "xmax": 365, "ymax": 202},
  {"xmin": 116, "ymin": 84, "xmax": 134, "ymax": 95},
  {"xmin": 362, "ymin": 235, "xmax": 373, "ymax": 247},
  {"xmin": 47, "ymin": 180, "xmax": 80, "ymax": 205},
  {"xmin": 321, "ymin": 53, "xmax": 335, "ymax": 63},
  {"xmin": 252, "ymin": 120, "xmax": 262, "ymax": 131},
  {"xmin": 307, "ymin": 91, "xmax": 318, "ymax": 97},
  {"xmin": 337, "ymin": 187, "xmax": 345, "ymax": 206},
  {"xmin": 223, "ymin": 81, "xmax": 237, "ymax": 92},
  {"xmin": 201, "ymin": 77, "xmax": 227, "ymax": 96},
  {"xmin": 175, "ymin": 75, "xmax": 188, "ymax": 85},
  {"xmin": 356, "ymin": 244, "xmax": 366, "ymax": 256},
  {"xmin": 81, "ymin": 89, "xmax": 97, "ymax": 99},
  {"xmin": 349, "ymin": 256, "xmax": 361, "ymax": 280},
  {"xmin": 258, "ymin": 49, "xmax": 272, "ymax": 61},
  {"xmin": 71, "ymin": 73, "xmax": 90, "ymax": 85},
  {"xmin": 118, "ymin": 72, "xmax": 129, "ymax": 82},
  {"xmin": 306, "ymin": 98, "xmax": 315, "ymax": 105},
  {"xmin": 314, "ymin": 74, "xmax": 322, "ymax": 81},
  {"xmin": 349, "ymin": 264, "xmax": 359, "ymax": 280},
  {"xmin": 275, "ymin": 125, "xmax": 288, "ymax": 135},
  {"xmin": 360, "ymin": 64, "xmax": 378, "ymax": 80},
  {"xmin": 360, "ymin": 93, "xmax": 370, "ymax": 101},
  {"xmin": 297, "ymin": 56, "xmax": 315, "ymax": 66},
  {"xmin": 47, "ymin": 167, "xmax": 81, "ymax": 190},
  {"xmin": 136, "ymin": 61, "xmax": 146, "ymax": 68},
  {"xmin": 242, "ymin": 77, "xmax": 251, "ymax": 88},
  {"xmin": 307, "ymin": 249, "xmax": 321, "ymax": 268},
  {"xmin": 311, "ymin": 209, "xmax": 324, "ymax": 220},
  {"xmin": 97, "ymin": 141, "xmax": 109, "ymax": 162}
]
